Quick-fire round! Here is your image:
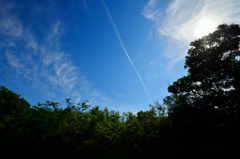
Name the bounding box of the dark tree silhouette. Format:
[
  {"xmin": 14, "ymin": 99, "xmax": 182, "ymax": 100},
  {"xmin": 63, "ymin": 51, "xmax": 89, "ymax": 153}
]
[{"xmin": 164, "ymin": 23, "xmax": 240, "ymax": 156}]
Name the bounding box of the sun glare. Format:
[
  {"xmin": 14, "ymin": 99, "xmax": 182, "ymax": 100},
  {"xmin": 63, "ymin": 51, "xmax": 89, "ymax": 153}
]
[{"xmin": 194, "ymin": 18, "xmax": 218, "ymax": 39}]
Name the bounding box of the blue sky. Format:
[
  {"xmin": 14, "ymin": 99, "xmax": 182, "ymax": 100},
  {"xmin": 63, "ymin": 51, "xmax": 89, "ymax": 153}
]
[{"xmin": 1, "ymin": 0, "xmax": 240, "ymax": 116}]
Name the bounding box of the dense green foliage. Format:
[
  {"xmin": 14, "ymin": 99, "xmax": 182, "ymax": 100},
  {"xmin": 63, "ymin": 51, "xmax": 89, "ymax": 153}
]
[
  {"xmin": 1, "ymin": 24, "xmax": 240, "ymax": 158},
  {"xmin": 163, "ymin": 23, "xmax": 240, "ymax": 156},
  {"xmin": 0, "ymin": 86, "xmax": 168, "ymax": 158}
]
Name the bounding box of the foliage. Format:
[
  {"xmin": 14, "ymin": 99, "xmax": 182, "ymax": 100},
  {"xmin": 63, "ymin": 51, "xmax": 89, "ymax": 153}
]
[
  {"xmin": 1, "ymin": 23, "xmax": 240, "ymax": 158},
  {"xmin": 0, "ymin": 86, "xmax": 167, "ymax": 158},
  {"xmin": 0, "ymin": 86, "xmax": 31, "ymax": 130},
  {"xmin": 163, "ymin": 23, "xmax": 240, "ymax": 155},
  {"xmin": 168, "ymin": 24, "xmax": 240, "ymax": 112}
]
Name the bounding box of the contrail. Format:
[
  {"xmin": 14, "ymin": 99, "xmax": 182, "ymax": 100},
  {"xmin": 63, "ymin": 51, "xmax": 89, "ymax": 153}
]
[{"xmin": 102, "ymin": 0, "xmax": 152, "ymax": 101}]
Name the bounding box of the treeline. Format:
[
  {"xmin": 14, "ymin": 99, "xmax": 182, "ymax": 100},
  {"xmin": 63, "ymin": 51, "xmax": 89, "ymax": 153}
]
[
  {"xmin": 0, "ymin": 86, "xmax": 169, "ymax": 158},
  {"xmin": 1, "ymin": 23, "xmax": 240, "ymax": 158}
]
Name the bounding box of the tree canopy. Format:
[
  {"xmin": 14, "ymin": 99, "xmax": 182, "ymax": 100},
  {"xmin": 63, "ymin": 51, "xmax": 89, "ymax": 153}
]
[
  {"xmin": 166, "ymin": 23, "xmax": 240, "ymax": 117},
  {"xmin": 163, "ymin": 24, "xmax": 240, "ymax": 154},
  {"xmin": 1, "ymin": 23, "xmax": 240, "ymax": 158}
]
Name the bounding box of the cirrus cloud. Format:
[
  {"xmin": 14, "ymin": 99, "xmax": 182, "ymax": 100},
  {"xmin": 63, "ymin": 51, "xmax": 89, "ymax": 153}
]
[{"xmin": 142, "ymin": 0, "xmax": 240, "ymax": 73}]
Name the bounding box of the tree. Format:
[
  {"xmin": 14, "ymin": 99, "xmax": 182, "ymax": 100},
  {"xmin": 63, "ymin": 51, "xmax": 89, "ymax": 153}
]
[
  {"xmin": 166, "ymin": 23, "xmax": 240, "ymax": 121},
  {"xmin": 149, "ymin": 101, "xmax": 167, "ymax": 117},
  {"xmin": 0, "ymin": 86, "xmax": 41, "ymax": 157},
  {"xmin": 163, "ymin": 23, "xmax": 240, "ymax": 154},
  {"xmin": 0, "ymin": 86, "xmax": 31, "ymax": 131}
]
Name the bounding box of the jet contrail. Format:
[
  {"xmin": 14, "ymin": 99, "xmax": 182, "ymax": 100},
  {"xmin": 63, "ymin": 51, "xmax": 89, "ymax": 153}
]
[{"xmin": 102, "ymin": 0, "xmax": 152, "ymax": 101}]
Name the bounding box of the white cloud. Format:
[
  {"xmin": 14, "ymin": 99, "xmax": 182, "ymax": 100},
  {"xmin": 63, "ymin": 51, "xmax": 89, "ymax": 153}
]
[
  {"xmin": 0, "ymin": 1, "xmax": 23, "ymax": 37},
  {"xmin": 26, "ymin": 35, "xmax": 38, "ymax": 51},
  {"xmin": 141, "ymin": 0, "xmax": 161, "ymax": 21},
  {"xmin": 0, "ymin": 17, "xmax": 22, "ymax": 37},
  {"xmin": 143, "ymin": 0, "xmax": 240, "ymax": 72},
  {"xmin": 47, "ymin": 21, "xmax": 61, "ymax": 41},
  {"xmin": 102, "ymin": 0, "xmax": 152, "ymax": 102},
  {"xmin": 5, "ymin": 50, "xmax": 24, "ymax": 69},
  {"xmin": 40, "ymin": 48, "xmax": 65, "ymax": 66},
  {"xmin": 0, "ymin": 1, "xmax": 113, "ymax": 109},
  {"xmin": 46, "ymin": 21, "xmax": 63, "ymax": 49},
  {"xmin": 82, "ymin": 0, "xmax": 87, "ymax": 10}
]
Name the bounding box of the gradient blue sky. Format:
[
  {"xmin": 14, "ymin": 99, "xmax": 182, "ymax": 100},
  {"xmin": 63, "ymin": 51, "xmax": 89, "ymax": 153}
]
[{"xmin": 1, "ymin": 0, "xmax": 240, "ymax": 116}]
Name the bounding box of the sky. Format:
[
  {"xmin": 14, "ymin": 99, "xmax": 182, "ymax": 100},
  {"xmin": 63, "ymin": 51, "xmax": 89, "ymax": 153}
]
[{"xmin": 1, "ymin": 0, "xmax": 240, "ymax": 117}]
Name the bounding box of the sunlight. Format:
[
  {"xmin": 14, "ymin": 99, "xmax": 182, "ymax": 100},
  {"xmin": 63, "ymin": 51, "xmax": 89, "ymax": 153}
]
[{"xmin": 194, "ymin": 18, "xmax": 218, "ymax": 39}]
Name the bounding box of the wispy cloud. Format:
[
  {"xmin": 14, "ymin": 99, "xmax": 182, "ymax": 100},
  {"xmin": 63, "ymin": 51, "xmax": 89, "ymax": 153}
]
[
  {"xmin": 142, "ymin": 0, "xmax": 240, "ymax": 72},
  {"xmin": 82, "ymin": 0, "xmax": 87, "ymax": 10},
  {"xmin": 102, "ymin": 0, "xmax": 152, "ymax": 102},
  {"xmin": 141, "ymin": 0, "xmax": 161, "ymax": 21},
  {"xmin": 0, "ymin": 0, "xmax": 111, "ymax": 108},
  {"xmin": 0, "ymin": 1, "xmax": 22, "ymax": 37},
  {"xmin": 47, "ymin": 21, "xmax": 62, "ymax": 42},
  {"xmin": 5, "ymin": 50, "xmax": 24, "ymax": 69}
]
